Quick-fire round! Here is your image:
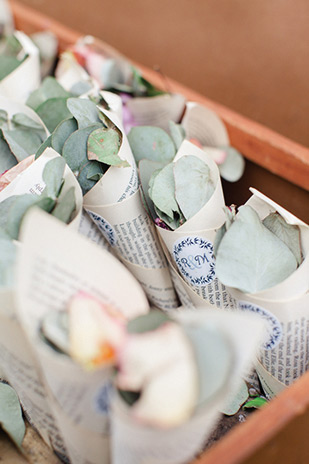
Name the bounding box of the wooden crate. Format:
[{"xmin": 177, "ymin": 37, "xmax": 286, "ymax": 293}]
[{"xmin": 5, "ymin": 1, "xmax": 309, "ymax": 463}]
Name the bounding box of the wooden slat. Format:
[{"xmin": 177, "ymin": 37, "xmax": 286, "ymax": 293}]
[{"xmin": 9, "ymin": 0, "xmax": 309, "ymax": 191}]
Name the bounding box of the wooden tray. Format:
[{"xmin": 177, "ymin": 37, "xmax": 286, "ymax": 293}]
[{"xmin": 6, "ymin": 1, "xmax": 309, "ymax": 463}]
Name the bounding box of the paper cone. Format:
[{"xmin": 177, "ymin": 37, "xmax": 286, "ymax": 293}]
[{"xmin": 226, "ymin": 189, "xmax": 309, "ymax": 397}]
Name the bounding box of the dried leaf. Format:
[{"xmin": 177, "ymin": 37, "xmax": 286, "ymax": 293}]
[
  {"xmin": 0, "ymin": 382, "xmax": 25, "ymax": 448},
  {"xmin": 174, "ymin": 155, "xmax": 215, "ymax": 220},
  {"xmin": 128, "ymin": 126, "xmax": 176, "ymax": 164},
  {"xmin": 87, "ymin": 127, "xmax": 128, "ymax": 167},
  {"xmin": 215, "ymin": 205, "xmax": 298, "ymax": 293}
]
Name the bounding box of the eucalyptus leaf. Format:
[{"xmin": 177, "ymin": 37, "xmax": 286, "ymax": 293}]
[
  {"xmin": 62, "ymin": 124, "xmax": 101, "ymax": 173},
  {"xmin": 0, "ymin": 382, "xmax": 25, "ymax": 448},
  {"xmin": 128, "ymin": 126, "xmax": 176, "ymax": 164},
  {"xmin": 51, "ymin": 118, "xmax": 77, "ymax": 155},
  {"xmin": 67, "ymin": 98, "xmax": 101, "ymax": 129},
  {"xmin": 11, "ymin": 113, "xmax": 45, "ymax": 131},
  {"xmin": 77, "ymin": 161, "xmax": 104, "ymax": 195},
  {"xmin": 40, "ymin": 310, "xmax": 70, "ymax": 354},
  {"xmin": 218, "ymin": 147, "xmax": 245, "ymax": 182},
  {"xmin": 263, "ymin": 212, "xmax": 302, "ymax": 266},
  {"xmin": 138, "ymin": 159, "xmax": 166, "ymax": 220},
  {"xmin": 52, "ymin": 186, "xmax": 76, "ymax": 223},
  {"xmin": 2, "ymin": 128, "xmax": 45, "ymax": 161},
  {"xmin": 216, "ymin": 205, "xmax": 298, "ymax": 293},
  {"xmin": 131, "ymin": 67, "xmax": 165, "ymax": 97},
  {"xmin": 149, "ymin": 163, "xmax": 180, "ymax": 219},
  {"xmin": 26, "ymin": 76, "xmax": 72, "ymax": 110},
  {"xmin": 214, "ymin": 206, "xmax": 237, "ymax": 256},
  {"xmin": 0, "ymin": 55, "xmax": 21, "ymax": 80},
  {"xmin": 183, "ymin": 325, "xmax": 232, "ymax": 408},
  {"xmin": 169, "ymin": 121, "xmax": 186, "ymax": 150},
  {"xmin": 88, "ymin": 127, "xmax": 128, "ymax": 167},
  {"xmin": 127, "ymin": 310, "xmax": 171, "ymax": 334},
  {"xmin": 220, "ymin": 380, "xmax": 249, "ymax": 415},
  {"xmin": 70, "ymin": 81, "xmax": 92, "ymax": 96},
  {"xmin": 0, "ymin": 109, "xmax": 8, "ymax": 127},
  {"xmin": 174, "ymin": 155, "xmax": 215, "ymax": 220},
  {"xmin": 0, "ymin": 136, "xmax": 17, "ymax": 173},
  {"xmin": 0, "ymin": 194, "xmax": 39, "ymax": 239},
  {"xmin": 35, "ymin": 135, "xmax": 52, "ymax": 159},
  {"xmin": 42, "ymin": 157, "xmax": 66, "ymax": 198},
  {"xmin": 36, "ymin": 97, "xmax": 72, "ymax": 132},
  {"xmin": 154, "ymin": 205, "xmax": 184, "ymax": 230}
]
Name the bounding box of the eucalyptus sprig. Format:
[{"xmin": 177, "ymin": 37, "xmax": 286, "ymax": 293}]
[{"xmin": 0, "ymin": 33, "xmax": 26, "ymax": 81}]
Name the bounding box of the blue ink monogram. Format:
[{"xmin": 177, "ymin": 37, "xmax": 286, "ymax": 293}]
[{"xmin": 173, "ymin": 236, "xmax": 216, "ymax": 286}]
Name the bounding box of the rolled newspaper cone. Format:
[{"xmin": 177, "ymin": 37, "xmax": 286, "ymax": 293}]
[
  {"xmin": 155, "ymin": 140, "xmax": 237, "ymax": 309},
  {"xmin": 111, "ymin": 309, "xmax": 264, "ymax": 464},
  {"xmin": 0, "ymin": 147, "xmax": 83, "ymax": 231},
  {"xmin": 0, "ymin": 287, "xmax": 69, "ymax": 460},
  {"xmin": 16, "ymin": 208, "xmax": 149, "ymax": 464},
  {"xmin": 226, "ymin": 188, "xmax": 309, "ymax": 398},
  {"xmin": 83, "ymin": 109, "xmax": 178, "ymax": 310},
  {"xmin": 0, "ymin": 31, "xmax": 40, "ymax": 102}
]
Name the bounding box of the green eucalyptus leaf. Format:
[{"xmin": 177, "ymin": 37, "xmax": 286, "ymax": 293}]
[
  {"xmin": 52, "ymin": 186, "xmax": 76, "ymax": 223},
  {"xmin": 62, "ymin": 124, "xmax": 101, "ymax": 173},
  {"xmin": 35, "ymin": 196, "xmax": 56, "ymax": 214},
  {"xmin": 0, "ymin": 194, "xmax": 38, "ymax": 239},
  {"xmin": 11, "ymin": 113, "xmax": 45, "ymax": 132},
  {"xmin": 263, "ymin": 212, "xmax": 302, "ymax": 266},
  {"xmin": 70, "ymin": 81, "xmax": 92, "ymax": 96},
  {"xmin": 42, "ymin": 157, "xmax": 66, "ymax": 198},
  {"xmin": 154, "ymin": 205, "xmax": 184, "ymax": 230},
  {"xmin": 0, "ymin": 56, "xmax": 21, "ymax": 80},
  {"xmin": 26, "ymin": 76, "xmax": 72, "ymax": 110},
  {"xmin": 169, "ymin": 121, "xmax": 186, "ymax": 150},
  {"xmin": 51, "ymin": 118, "xmax": 78, "ymax": 154},
  {"xmin": 216, "ymin": 205, "xmax": 298, "ymax": 293},
  {"xmin": 174, "ymin": 155, "xmax": 215, "ymax": 220},
  {"xmin": 2, "ymin": 128, "xmax": 45, "ymax": 161},
  {"xmin": 36, "ymin": 97, "xmax": 72, "ymax": 132},
  {"xmin": 35, "ymin": 135, "xmax": 52, "ymax": 159},
  {"xmin": 128, "ymin": 126, "xmax": 176, "ymax": 164},
  {"xmin": 183, "ymin": 325, "xmax": 232, "ymax": 408},
  {"xmin": 218, "ymin": 147, "xmax": 245, "ymax": 183},
  {"xmin": 77, "ymin": 161, "xmax": 104, "ymax": 195},
  {"xmin": 0, "ymin": 382, "xmax": 25, "ymax": 448},
  {"xmin": 131, "ymin": 66, "xmax": 165, "ymax": 97},
  {"xmin": 0, "ymin": 136, "xmax": 17, "ymax": 173},
  {"xmin": 220, "ymin": 380, "xmax": 249, "ymax": 416},
  {"xmin": 138, "ymin": 159, "xmax": 166, "ymax": 220},
  {"xmin": 87, "ymin": 127, "xmax": 128, "ymax": 167},
  {"xmin": 67, "ymin": 98, "xmax": 101, "ymax": 129},
  {"xmin": 149, "ymin": 163, "xmax": 179, "ymax": 219},
  {"xmin": 243, "ymin": 397, "xmax": 268, "ymax": 409},
  {"xmin": 127, "ymin": 310, "xmax": 172, "ymax": 334}
]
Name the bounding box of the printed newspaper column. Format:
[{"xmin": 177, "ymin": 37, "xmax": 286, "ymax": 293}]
[
  {"xmin": 228, "ymin": 189, "xmax": 309, "ymax": 398},
  {"xmin": 156, "ymin": 140, "xmax": 237, "ymax": 310},
  {"xmin": 0, "ymin": 287, "xmax": 69, "ymax": 460},
  {"xmin": 0, "ymin": 31, "xmax": 40, "ymax": 102},
  {"xmin": 16, "ymin": 209, "xmax": 149, "ymax": 464},
  {"xmin": 111, "ymin": 310, "xmax": 264, "ymax": 464},
  {"xmin": 83, "ymin": 109, "xmax": 178, "ymax": 310},
  {"xmin": 0, "ymin": 147, "xmax": 83, "ymax": 230}
]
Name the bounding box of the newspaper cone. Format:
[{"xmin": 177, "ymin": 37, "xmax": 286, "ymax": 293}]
[
  {"xmin": 226, "ymin": 188, "xmax": 309, "ymax": 398},
  {"xmin": 111, "ymin": 309, "xmax": 264, "ymax": 464},
  {"xmin": 84, "ymin": 109, "xmax": 178, "ymax": 310},
  {"xmin": 0, "ymin": 288, "xmax": 69, "ymax": 460},
  {"xmin": 0, "ymin": 31, "xmax": 40, "ymax": 102},
  {"xmin": 16, "ymin": 209, "xmax": 149, "ymax": 464},
  {"xmin": 181, "ymin": 101, "xmax": 230, "ymax": 147},
  {"xmin": 155, "ymin": 140, "xmax": 237, "ymax": 310},
  {"xmin": 0, "ymin": 147, "xmax": 83, "ymax": 230}
]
